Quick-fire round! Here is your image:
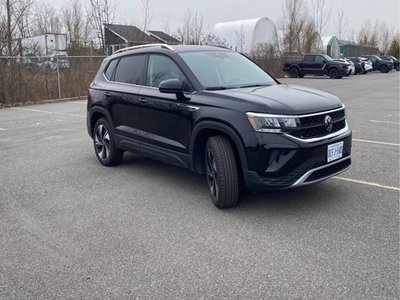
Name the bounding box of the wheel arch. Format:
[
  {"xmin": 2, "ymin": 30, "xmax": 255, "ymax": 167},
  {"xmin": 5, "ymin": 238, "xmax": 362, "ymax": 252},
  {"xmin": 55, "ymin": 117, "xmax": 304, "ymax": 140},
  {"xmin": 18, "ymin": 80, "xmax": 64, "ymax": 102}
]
[
  {"xmin": 190, "ymin": 121, "xmax": 248, "ymax": 177},
  {"xmin": 88, "ymin": 106, "xmax": 114, "ymax": 138}
]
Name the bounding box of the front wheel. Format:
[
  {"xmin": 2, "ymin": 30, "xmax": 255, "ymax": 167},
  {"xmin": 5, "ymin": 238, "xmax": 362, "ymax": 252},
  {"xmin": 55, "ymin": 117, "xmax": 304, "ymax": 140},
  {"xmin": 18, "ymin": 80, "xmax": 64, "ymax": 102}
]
[
  {"xmin": 93, "ymin": 118, "xmax": 123, "ymax": 166},
  {"xmin": 205, "ymin": 136, "xmax": 239, "ymax": 209}
]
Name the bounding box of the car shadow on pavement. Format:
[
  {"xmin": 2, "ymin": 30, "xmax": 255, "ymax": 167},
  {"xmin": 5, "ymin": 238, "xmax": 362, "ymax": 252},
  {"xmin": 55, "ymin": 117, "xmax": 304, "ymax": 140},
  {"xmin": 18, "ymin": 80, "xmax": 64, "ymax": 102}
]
[{"xmin": 118, "ymin": 152, "xmax": 347, "ymax": 216}]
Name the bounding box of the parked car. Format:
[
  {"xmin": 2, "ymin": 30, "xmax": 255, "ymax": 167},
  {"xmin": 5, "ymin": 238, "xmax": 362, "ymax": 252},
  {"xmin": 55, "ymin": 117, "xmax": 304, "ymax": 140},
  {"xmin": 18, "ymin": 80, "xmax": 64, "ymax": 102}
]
[
  {"xmin": 360, "ymin": 55, "xmax": 393, "ymax": 73},
  {"xmin": 358, "ymin": 57, "xmax": 373, "ymax": 74},
  {"xmin": 87, "ymin": 44, "xmax": 352, "ymax": 208},
  {"xmin": 379, "ymin": 55, "xmax": 400, "ymax": 71},
  {"xmin": 283, "ymin": 54, "xmax": 349, "ymax": 79},
  {"xmin": 334, "ymin": 58, "xmax": 355, "ymax": 76},
  {"xmin": 348, "ymin": 57, "xmax": 364, "ymax": 74}
]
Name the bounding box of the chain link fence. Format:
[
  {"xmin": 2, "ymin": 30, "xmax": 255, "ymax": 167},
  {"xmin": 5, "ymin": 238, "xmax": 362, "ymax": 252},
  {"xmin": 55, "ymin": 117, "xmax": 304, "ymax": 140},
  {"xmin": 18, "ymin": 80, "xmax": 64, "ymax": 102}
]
[{"xmin": 0, "ymin": 55, "xmax": 105, "ymax": 106}]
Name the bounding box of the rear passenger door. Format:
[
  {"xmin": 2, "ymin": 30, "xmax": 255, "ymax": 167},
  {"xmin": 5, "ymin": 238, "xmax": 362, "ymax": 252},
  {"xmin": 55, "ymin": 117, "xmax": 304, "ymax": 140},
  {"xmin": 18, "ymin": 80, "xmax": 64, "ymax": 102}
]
[{"xmin": 106, "ymin": 54, "xmax": 147, "ymax": 142}]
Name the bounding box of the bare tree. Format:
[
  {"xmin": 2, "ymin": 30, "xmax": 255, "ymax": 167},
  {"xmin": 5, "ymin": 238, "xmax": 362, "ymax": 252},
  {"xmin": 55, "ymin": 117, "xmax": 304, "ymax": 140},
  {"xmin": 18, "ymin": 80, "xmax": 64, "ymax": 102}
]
[
  {"xmin": 88, "ymin": 0, "xmax": 116, "ymax": 51},
  {"xmin": 176, "ymin": 10, "xmax": 206, "ymax": 45},
  {"xmin": 236, "ymin": 24, "xmax": 245, "ymax": 52},
  {"xmin": 62, "ymin": 0, "xmax": 91, "ymax": 47},
  {"xmin": 333, "ymin": 9, "xmax": 347, "ymax": 39},
  {"xmin": 32, "ymin": 3, "xmax": 63, "ymax": 35},
  {"xmin": 141, "ymin": 0, "xmax": 153, "ymax": 32},
  {"xmin": 280, "ymin": 0, "xmax": 307, "ymax": 54},
  {"xmin": 310, "ymin": 0, "xmax": 329, "ymax": 36}
]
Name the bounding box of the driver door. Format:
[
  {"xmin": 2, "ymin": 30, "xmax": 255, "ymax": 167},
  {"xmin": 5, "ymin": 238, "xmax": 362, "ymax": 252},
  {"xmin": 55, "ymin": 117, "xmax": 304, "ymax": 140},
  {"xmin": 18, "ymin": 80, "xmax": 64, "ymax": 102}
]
[{"xmin": 137, "ymin": 54, "xmax": 194, "ymax": 154}]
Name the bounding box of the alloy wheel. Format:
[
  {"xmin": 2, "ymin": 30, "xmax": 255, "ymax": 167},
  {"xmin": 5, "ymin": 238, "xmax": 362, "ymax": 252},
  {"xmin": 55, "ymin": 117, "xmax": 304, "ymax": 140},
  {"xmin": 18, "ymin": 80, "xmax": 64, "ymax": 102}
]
[
  {"xmin": 206, "ymin": 147, "xmax": 219, "ymax": 198},
  {"xmin": 94, "ymin": 124, "xmax": 111, "ymax": 160}
]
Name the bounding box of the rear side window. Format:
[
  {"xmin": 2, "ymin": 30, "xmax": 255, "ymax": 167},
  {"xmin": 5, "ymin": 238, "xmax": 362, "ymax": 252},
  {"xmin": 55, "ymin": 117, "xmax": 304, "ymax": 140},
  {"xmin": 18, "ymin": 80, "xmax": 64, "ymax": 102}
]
[
  {"xmin": 104, "ymin": 59, "xmax": 118, "ymax": 80},
  {"xmin": 114, "ymin": 54, "xmax": 146, "ymax": 85},
  {"xmin": 304, "ymin": 55, "xmax": 313, "ymax": 62}
]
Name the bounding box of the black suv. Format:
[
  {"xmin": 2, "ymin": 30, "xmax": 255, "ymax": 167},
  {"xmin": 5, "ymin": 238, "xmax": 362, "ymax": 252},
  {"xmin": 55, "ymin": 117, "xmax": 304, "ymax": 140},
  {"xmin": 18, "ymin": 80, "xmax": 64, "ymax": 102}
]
[
  {"xmin": 87, "ymin": 44, "xmax": 352, "ymax": 208},
  {"xmin": 360, "ymin": 55, "xmax": 393, "ymax": 73}
]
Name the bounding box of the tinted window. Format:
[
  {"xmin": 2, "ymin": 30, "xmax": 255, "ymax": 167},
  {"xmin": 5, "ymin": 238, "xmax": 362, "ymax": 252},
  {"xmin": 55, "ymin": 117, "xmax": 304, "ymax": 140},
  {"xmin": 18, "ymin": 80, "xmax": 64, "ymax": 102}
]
[
  {"xmin": 315, "ymin": 56, "xmax": 325, "ymax": 63},
  {"xmin": 304, "ymin": 55, "xmax": 313, "ymax": 62},
  {"xmin": 146, "ymin": 55, "xmax": 187, "ymax": 88},
  {"xmin": 114, "ymin": 54, "xmax": 146, "ymax": 84},
  {"xmin": 104, "ymin": 59, "xmax": 119, "ymax": 80},
  {"xmin": 179, "ymin": 51, "xmax": 275, "ymax": 89}
]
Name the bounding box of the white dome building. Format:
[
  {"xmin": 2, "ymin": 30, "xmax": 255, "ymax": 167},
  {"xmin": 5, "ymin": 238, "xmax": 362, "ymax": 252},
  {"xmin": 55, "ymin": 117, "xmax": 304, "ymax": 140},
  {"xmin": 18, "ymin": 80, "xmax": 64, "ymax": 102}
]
[
  {"xmin": 213, "ymin": 17, "xmax": 277, "ymax": 54},
  {"xmin": 321, "ymin": 36, "xmax": 340, "ymax": 59}
]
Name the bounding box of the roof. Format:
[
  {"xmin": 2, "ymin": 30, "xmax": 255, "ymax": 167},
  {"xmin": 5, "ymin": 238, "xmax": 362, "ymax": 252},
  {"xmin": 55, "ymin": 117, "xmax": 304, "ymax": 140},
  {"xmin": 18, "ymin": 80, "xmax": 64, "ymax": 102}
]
[
  {"xmin": 109, "ymin": 45, "xmax": 232, "ymax": 59},
  {"xmin": 147, "ymin": 30, "xmax": 180, "ymax": 44},
  {"xmin": 104, "ymin": 24, "xmax": 159, "ymax": 44}
]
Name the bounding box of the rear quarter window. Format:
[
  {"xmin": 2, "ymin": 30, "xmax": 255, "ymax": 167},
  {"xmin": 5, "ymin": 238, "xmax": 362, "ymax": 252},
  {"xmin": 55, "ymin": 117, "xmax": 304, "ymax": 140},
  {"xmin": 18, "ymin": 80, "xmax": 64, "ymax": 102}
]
[{"xmin": 104, "ymin": 59, "xmax": 119, "ymax": 80}]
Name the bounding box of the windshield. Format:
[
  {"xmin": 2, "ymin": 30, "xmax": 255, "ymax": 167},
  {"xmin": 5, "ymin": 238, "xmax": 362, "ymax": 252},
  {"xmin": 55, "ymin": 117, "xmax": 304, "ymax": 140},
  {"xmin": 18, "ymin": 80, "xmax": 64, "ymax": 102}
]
[
  {"xmin": 179, "ymin": 50, "xmax": 276, "ymax": 90},
  {"xmin": 322, "ymin": 54, "xmax": 333, "ymax": 61}
]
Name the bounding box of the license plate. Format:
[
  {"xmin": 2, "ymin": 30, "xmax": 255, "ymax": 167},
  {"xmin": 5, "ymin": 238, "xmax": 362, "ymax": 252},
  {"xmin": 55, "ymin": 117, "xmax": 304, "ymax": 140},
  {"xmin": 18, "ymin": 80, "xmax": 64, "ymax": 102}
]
[{"xmin": 327, "ymin": 141, "xmax": 344, "ymax": 163}]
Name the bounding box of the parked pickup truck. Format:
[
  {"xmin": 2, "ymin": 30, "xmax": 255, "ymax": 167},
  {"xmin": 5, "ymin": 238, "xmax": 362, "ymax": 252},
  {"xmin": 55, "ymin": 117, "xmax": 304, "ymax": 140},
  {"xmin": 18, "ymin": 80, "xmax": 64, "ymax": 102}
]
[{"xmin": 283, "ymin": 54, "xmax": 349, "ymax": 79}]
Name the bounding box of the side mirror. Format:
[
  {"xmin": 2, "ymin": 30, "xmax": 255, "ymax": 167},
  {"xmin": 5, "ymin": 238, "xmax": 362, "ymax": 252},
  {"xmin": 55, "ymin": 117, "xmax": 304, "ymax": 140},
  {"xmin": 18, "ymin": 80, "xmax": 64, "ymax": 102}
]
[
  {"xmin": 159, "ymin": 78, "xmax": 184, "ymax": 93},
  {"xmin": 159, "ymin": 78, "xmax": 189, "ymax": 100},
  {"xmin": 323, "ymin": 60, "xmax": 327, "ymax": 63}
]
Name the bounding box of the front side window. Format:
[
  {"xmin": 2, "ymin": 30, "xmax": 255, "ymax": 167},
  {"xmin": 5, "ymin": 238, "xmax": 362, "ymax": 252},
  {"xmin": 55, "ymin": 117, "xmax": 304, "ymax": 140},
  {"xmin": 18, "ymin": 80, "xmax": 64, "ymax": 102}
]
[
  {"xmin": 114, "ymin": 54, "xmax": 146, "ymax": 84},
  {"xmin": 179, "ymin": 50, "xmax": 276, "ymax": 90},
  {"xmin": 315, "ymin": 56, "xmax": 325, "ymax": 63},
  {"xmin": 146, "ymin": 55, "xmax": 187, "ymax": 88}
]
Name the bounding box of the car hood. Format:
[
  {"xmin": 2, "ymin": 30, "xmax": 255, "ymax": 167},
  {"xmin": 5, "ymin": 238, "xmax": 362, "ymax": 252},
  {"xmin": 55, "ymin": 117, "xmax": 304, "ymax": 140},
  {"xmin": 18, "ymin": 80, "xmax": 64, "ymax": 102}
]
[{"xmin": 203, "ymin": 84, "xmax": 343, "ymax": 115}]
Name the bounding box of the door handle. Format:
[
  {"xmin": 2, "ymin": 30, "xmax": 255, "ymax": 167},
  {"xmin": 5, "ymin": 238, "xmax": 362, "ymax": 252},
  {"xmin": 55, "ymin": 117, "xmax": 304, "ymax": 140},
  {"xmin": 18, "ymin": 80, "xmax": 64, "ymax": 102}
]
[
  {"xmin": 105, "ymin": 92, "xmax": 112, "ymax": 97},
  {"xmin": 139, "ymin": 97, "xmax": 148, "ymax": 104}
]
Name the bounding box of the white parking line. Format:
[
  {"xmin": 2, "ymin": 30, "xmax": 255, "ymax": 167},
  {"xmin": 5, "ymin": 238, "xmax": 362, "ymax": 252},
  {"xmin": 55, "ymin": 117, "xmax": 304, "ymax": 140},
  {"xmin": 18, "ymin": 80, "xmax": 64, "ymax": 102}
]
[
  {"xmin": 370, "ymin": 120, "xmax": 399, "ymax": 124},
  {"xmin": 335, "ymin": 177, "xmax": 400, "ymax": 191},
  {"xmin": 0, "ymin": 128, "xmax": 5, "ymax": 131},
  {"xmin": 353, "ymin": 139, "xmax": 399, "ymax": 147},
  {"xmin": 11, "ymin": 107, "xmax": 85, "ymax": 118}
]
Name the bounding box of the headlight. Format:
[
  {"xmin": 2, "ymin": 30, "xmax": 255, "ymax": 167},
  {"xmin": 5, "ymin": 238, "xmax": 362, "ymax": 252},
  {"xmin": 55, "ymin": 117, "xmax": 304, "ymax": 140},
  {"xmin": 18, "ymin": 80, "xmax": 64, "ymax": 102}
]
[{"xmin": 246, "ymin": 112, "xmax": 299, "ymax": 133}]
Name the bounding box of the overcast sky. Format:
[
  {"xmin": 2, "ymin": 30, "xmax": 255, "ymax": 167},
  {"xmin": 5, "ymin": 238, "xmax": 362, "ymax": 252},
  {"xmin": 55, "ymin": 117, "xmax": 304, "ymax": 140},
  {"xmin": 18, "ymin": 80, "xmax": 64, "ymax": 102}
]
[{"xmin": 45, "ymin": 0, "xmax": 400, "ymax": 38}]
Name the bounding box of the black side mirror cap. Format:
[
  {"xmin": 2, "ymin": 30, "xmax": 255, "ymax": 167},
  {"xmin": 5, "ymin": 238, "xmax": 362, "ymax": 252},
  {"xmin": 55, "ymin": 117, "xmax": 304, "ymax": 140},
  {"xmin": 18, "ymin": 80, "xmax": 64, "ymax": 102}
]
[
  {"xmin": 159, "ymin": 78, "xmax": 184, "ymax": 93},
  {"xmin": 159, "ymin": 78, "xmax": 189, "ymax": 100}
]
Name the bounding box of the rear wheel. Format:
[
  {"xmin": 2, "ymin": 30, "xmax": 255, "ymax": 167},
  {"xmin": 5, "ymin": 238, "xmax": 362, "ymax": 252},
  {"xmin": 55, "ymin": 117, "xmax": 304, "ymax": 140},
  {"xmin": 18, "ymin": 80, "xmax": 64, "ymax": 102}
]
[
  {"xmin": 329, "ymin": 68, "xmax": 339, "ymax": 79},
  {"xmin": 289, "ymin": 68, "xmax": 299, "ymax": 78},
  {"xmin": 380, "ymin": 65, "xmax": 389, "ymax": 73},
  {"xmin": 205, "ymin": 136, "xmax": 239, "ymax": 209},
  {"xmin": 93, "ymin": 118, "xmax": 123, "ymax": 166}
]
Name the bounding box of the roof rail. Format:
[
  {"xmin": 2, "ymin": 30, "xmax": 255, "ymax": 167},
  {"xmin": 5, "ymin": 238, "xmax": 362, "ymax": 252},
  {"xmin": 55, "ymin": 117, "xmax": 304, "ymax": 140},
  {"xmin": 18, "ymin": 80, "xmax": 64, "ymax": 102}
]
[
  {"xmin": 209, "ymin": 45, "xmax": 233, "ymax": 51},
  {"xmin": 114, "ymin": 43, "xmax": 174, "ymax": 54}
]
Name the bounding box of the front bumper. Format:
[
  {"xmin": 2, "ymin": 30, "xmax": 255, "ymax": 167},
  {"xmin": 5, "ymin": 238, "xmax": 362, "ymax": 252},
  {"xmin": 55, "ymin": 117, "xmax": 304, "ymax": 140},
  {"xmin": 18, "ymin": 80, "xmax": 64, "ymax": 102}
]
[{"xmin": 242, "ymin": 128, "xmax": 352, "ymax": 191}]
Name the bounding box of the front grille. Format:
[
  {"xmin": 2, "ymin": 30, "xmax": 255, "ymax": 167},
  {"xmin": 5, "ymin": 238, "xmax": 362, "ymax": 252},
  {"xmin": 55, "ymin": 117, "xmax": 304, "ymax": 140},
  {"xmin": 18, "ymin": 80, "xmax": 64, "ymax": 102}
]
[
  {"xmin": 305, "ymin": 158, "xmax": 351, "ymax": 183},
  {"xmin": 290, "ymin": 108, "xmax": 346, "ymax": 139}
]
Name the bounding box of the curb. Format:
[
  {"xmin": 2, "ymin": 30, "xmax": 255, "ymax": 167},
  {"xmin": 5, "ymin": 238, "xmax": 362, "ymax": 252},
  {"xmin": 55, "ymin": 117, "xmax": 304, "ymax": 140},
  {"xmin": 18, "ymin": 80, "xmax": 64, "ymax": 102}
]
[{"xmin": 0, "ymin": 96, "xmax": 86, "ymax": 109}]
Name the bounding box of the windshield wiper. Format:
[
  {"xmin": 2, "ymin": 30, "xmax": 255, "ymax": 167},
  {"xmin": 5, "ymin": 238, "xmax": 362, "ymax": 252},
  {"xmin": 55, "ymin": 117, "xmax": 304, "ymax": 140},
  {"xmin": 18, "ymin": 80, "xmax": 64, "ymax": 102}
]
[
  {"xmin": 239, "ymin": 83, "xmax": 272, "ymax": 89},
  {"xmin": 205, "ymin": 86, "xmax": 233, "ymax": 91}
]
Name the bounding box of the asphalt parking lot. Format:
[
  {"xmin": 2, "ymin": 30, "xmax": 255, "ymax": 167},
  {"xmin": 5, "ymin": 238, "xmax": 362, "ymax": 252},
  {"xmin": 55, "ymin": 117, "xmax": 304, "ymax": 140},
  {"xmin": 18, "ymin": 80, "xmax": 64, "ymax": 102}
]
[{"xmin": 0, "ymin": 72, "xmax": 399, "ymax": 299}]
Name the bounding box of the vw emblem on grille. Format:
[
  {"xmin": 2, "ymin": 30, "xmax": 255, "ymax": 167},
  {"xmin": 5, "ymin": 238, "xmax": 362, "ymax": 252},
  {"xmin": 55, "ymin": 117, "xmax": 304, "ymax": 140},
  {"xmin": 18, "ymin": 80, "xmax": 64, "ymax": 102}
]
[{"xmin": 324, "ymin": 115, "xmax": 333, "ymax": 132}]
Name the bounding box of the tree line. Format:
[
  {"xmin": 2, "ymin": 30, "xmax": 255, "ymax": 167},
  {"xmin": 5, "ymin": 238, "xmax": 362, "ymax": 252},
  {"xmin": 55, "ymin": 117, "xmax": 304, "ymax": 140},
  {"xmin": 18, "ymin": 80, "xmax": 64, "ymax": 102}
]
[{"xmin": 0, "ymin": 0, "xmax": 399, "ymax": 57}]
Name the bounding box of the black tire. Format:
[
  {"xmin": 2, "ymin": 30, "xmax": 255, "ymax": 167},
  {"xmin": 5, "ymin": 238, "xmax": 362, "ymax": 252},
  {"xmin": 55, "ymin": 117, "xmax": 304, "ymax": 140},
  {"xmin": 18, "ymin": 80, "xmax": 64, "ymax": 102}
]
[
  {"xmin": 205, "ymin": 136, "xmax": 239, "ymax": 209},
  {"xmin": 329, "ymin": 68, "xmax": 339, "ymax": 79},
  {"xmin": 289, "ymin": 68, "xmax": 299, "ymax": 78},
  {"xmin": 93, "ymin": 118, "xmax": 123, "ymax": 166},
  {"xmin": 380, "ymin": 65, "xmax": 389, "ymax": 73}
]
